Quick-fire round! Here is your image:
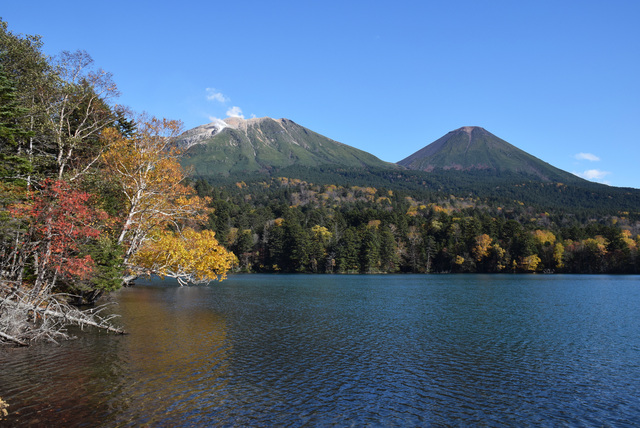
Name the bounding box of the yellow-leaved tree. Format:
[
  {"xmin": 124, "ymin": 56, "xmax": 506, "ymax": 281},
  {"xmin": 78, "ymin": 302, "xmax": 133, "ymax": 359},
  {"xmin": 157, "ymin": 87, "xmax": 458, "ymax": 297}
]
[
  {"xmin": 131, "ymin": 228, "xmax": 237, "ymax": 285},
  {"xmin": 101, "ymin": 115, "xmax": 235, "ymax": 284},
  {"xmin": 519, "ymin": 255, "xmax": 542, "ymax": 272},
  {"xmin": 472, "ymin": 234, "xmax": 492, "ymax": 262}
]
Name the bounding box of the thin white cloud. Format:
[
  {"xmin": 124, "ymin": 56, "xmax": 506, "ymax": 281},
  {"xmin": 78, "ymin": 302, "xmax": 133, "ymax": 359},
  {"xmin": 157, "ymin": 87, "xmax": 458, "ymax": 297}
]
[
  {"xmin": 575, "ymin": 169, "xmax": 611, "ymax": 180},
  {"xmin": 207, "ymin": 117, "xmax": 228, "ymax": 128},
  {"xmin": 574, "ymin": 152, "xmax": 601, "ymax": 162},
  {"xmin": 226, "ymin": 106, "xmax": 244, "ymax": 119},
  {"xmin": 206, "ymin": 88, "xmax": 228, "ymax": 103}
]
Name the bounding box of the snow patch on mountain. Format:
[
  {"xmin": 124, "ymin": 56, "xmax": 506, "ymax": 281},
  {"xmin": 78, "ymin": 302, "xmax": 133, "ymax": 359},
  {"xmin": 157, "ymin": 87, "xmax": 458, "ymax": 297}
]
[{"xmin": 178, "ymin": 119, "xmax": 228, "ymax": 149}]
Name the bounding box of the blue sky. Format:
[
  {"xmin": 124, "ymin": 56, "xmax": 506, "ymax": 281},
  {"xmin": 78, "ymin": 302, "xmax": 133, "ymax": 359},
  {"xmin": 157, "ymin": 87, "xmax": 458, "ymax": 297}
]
[{"xmin": 3, "ymin": 1, "xmax": 639, "ymax": 188}]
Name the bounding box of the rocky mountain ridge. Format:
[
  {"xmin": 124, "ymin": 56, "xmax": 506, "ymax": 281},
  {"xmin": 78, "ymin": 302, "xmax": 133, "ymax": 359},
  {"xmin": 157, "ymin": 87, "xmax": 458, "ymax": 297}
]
[
  {"xmin": 178, "ymin": 117, "xmax": 395, "ymax": 177},
  {"xmin": 179, "ymin": 119, "xmax": 586, "ymax": 185}
]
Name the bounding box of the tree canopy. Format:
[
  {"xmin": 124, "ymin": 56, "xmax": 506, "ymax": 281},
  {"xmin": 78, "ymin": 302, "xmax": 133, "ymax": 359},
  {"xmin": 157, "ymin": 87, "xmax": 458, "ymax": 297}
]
[{"xmin": 0, "ymin": 19, "xmax": 234, "ymax": 345}]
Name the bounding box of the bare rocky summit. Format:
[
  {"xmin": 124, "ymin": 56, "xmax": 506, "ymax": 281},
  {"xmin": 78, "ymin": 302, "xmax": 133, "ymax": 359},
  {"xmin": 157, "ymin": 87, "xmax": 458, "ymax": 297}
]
[{"xmin": 178, "ymin": 117, "xmax": 395, "ymax": 177}]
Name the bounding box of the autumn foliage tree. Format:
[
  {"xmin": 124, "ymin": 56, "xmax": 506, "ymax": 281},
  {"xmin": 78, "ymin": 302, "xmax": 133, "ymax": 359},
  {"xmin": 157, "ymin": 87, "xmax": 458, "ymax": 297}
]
[
  {"xmin": 0, "ymin": 179, "xmax": 125, "ymax": 346},
  {"xmin": 101, "ymin": 115, "xmax": 234, "ymax": 284},
  {"xmin": 0, "ymin": 19, "xmax": 235, "ymax": 344},
  {"xmin": 7, "ymin": 180, "xmax": 106, "ymax": 296},
  {"xmin": 472, "ymin": 234, "xmax": 492, "ymax": 262},
  {"xmin": 131, "ymin": 228, "xmax": 237, "ymax": 285}
]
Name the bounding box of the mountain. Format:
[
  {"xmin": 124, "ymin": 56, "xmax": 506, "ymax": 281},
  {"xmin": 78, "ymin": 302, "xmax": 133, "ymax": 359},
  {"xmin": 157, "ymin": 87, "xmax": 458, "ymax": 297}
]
[
  {"xmin": 397, "ymin": 126, "xmax": 583, "ymax": 183},
  {"xmin": 179, "ymin": 117, "xmax": 396, "ymax": 177},
  {"xmin": 181, "ymin": 121, "xmax": 640, "ymax": 214}
]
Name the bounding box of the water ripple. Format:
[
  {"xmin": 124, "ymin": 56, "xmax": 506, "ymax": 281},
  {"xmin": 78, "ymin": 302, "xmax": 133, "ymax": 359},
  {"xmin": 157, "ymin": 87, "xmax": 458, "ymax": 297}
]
[{"xmin": 2, "ymin": 275, "xmax": 640, "ymax": 426}]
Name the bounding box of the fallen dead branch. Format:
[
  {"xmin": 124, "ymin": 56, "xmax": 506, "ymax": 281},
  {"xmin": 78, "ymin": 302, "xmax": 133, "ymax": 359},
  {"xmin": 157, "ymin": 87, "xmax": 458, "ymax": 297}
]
[
  {"xmin": 0, "ymin": 330, "xmax": 27, "ymax": 346},
  {"xmin": 0, "ymin": 282, "xmax": 126, "ymax": 346}
]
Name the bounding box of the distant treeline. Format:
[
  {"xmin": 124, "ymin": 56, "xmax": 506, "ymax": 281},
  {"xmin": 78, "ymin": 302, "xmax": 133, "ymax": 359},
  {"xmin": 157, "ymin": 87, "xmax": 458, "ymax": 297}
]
[
  {"xmin": 196, "ymin": 165, "xmax": 640, "ymax": 219},
  {"xmin": 194, "ymin": 177, "xmax": 640, "ymax": 274}
]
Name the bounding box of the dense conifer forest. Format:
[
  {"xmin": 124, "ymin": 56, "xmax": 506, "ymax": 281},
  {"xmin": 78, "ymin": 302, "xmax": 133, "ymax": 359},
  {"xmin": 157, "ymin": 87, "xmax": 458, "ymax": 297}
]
[{"xmin": 193, "ymin": 176, "xmax": 640, "ymax": 274}]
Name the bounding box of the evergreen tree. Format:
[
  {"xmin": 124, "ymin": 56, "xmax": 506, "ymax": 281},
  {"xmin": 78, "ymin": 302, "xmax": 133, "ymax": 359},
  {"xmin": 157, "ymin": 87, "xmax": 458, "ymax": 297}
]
[
  {"xmin": 283, "ymin": 220, "xmax": 310, "ymax": 272},
  {"xmin": 359, "ymin": 226, "xmax": 381, "ymax": 273},
  {"xmin": 0, "ymin": 66, "xmax": 32, "ymax": 182},
  {"xmin": 379, "ymin": 225, "xmax": 400, "ymax": 272},
  {"xmin": 336, "ymin": 228, "xmax": 359, "ymax": 273}
]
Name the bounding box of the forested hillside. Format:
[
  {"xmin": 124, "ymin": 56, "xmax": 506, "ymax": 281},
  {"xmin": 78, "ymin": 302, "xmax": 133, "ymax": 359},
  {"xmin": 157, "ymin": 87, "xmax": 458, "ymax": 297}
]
[
  {"xmin": 196, "ymin": 164, "xmax": 640, "ymax": 217},
  {"xmin": 193, "ymin": 177, "xmax": 640, "ymax": 274},
  {"xmin": 179, "ymin": 119, "xmax": 640, "ymax": 218}
]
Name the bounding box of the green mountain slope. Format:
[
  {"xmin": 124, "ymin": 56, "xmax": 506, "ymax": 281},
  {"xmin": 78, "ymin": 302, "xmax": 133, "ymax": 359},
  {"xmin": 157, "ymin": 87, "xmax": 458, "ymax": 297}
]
[
  {"xmin": 179, "ymin": 117, "xmax": 397, "ymax": 177},
  {"xmin": 398, "ymin": 126, "xmax": 584, "ymax": 183},
  {"xmin": 181, "ymin": 121, "xmax": 640, "ymax": 215}
]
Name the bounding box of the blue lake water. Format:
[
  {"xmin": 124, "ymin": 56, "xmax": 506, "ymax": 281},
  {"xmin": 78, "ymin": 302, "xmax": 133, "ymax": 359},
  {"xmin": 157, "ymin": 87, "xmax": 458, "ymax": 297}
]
[{"xmin": 1, "ymin": 274, "xmax": 640, "ymax": 426}]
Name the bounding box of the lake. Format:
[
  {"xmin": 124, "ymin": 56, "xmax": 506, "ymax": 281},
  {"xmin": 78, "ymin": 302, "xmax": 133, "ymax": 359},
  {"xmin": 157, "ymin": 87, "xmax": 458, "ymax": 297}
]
[{"xmin": 1, "ymin": 274, "xmax": 640, "ymax": 426}]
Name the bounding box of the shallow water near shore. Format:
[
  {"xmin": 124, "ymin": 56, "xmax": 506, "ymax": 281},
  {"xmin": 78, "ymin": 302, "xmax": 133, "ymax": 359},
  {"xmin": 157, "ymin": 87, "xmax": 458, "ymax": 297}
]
[{"xmin": 2, "ymin": 274, "xmax": 640, "ymax": 426}]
